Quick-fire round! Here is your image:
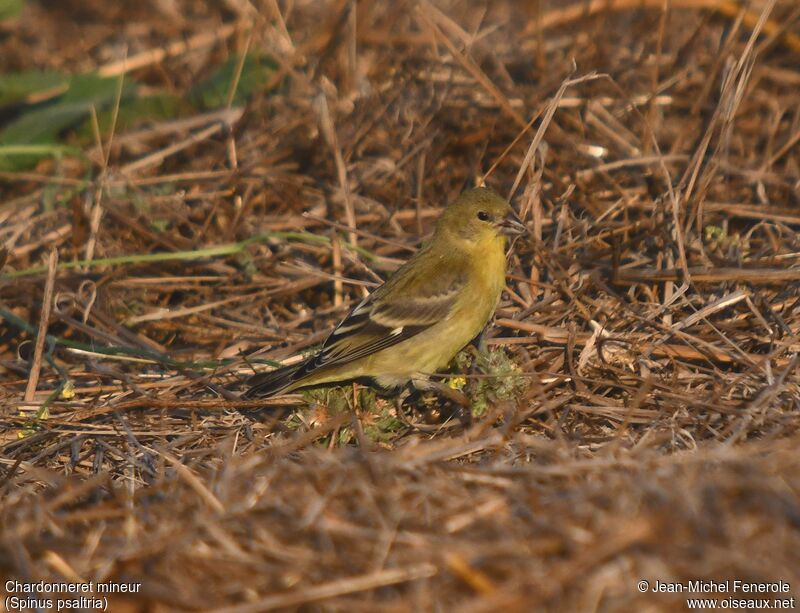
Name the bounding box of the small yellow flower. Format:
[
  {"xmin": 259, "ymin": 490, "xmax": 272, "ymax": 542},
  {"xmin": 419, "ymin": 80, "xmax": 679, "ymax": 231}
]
[
  {"xmin": 448, "ymin": 376, "xmax": 467, "ymax": 391},
  {"xmin": 60, "ymin": 380, "xmax": 76, "ymax": 399}
]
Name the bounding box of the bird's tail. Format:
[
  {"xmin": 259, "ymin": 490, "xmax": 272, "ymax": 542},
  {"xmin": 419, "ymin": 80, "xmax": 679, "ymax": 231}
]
[{"xmin": 241, "ymin": 362, "xmax": 304, "ymax": 399}]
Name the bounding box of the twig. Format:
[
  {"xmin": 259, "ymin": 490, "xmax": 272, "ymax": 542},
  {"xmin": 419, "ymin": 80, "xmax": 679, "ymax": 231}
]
[
  {"xmin": 315, "ymin": 92, "xmax": 358, "ymax": 246},
  {"xmin": 508, "ymin": 71, "xmax": 600, "ymax": 200},
  {"xmin": 160, "ymin": 451, "xmax": 226, "ymax": 514},
  {"xmin": 120, "ymin": 108, "xmax": 244, "ymax": 174},
  {"xmin": 22, "ymin": 249, "xmax": 59, "ymax": 404},
  {"xmin": 1, "ymin": 230, "xmax": 382, "ymax": 280},
  {"xmin": 214, "ymin": 564, "xmax": 438, "ymax": 613},
  {"xmin": 97, "ymin": 23, "xmax": 240, "ymax": 76},
  {"xmin": 614, "ymin": 267, "xmax": 800, "ymax": 284},
  {"xmin": 416, "ymin": 2, "xmax": 527, "ymax": 129}
]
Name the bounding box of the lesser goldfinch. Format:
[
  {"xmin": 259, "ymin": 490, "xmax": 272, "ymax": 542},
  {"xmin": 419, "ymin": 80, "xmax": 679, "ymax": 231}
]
[{"xmin": 243, "ymin": 187, "xmax": 524, "ymax": 399}]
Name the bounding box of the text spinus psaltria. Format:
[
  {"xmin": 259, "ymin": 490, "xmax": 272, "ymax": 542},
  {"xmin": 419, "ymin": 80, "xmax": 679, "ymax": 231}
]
[{"xmin": 242, "ymin": 187, "xmax": 525, "ymax": 399}]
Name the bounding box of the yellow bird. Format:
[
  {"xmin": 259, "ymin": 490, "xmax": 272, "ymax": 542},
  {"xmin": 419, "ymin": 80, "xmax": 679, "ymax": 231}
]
[{"xmin": 242, "ymin": 187, "xmax": 524, "ymax": 400}]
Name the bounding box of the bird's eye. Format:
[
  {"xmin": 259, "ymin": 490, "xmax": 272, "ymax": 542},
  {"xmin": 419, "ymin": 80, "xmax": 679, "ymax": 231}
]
[{"xmin": 477, "ymin": 210, "xmax": 490, "ymax": 221}]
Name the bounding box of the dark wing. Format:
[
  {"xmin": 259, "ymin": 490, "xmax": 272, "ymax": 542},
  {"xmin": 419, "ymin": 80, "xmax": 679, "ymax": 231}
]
[
  {"xmin": 242, "ymin": 361, "xmax": 303, "ymax": 398},
  {"xmin": 301, "ymin": 250, "xmax": 468, "ymax": 373}
]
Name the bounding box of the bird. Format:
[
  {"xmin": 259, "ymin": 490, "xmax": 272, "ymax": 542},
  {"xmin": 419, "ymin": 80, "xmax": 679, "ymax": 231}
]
[{"xmin": 242, "ymin": 186, "xmax": 525, "ymax": 401}]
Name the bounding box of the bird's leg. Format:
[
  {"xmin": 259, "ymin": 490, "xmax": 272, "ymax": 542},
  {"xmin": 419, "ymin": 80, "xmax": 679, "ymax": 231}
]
[
  {"xmin": 465, "ymin": 329, "xmax": 490, "ymax": 397},
  {"xmin": 412, "ymin": 377, "xmax": 469, "ymax": 408},
  {"xmin": 469, "ymin": 328, "xmax": 489, "ymax": 355},
  {"xmin": 393, "ymin": 384, "xmax": 417, "ymax": 418},
  {"xmin": 411, "ymin": 377, "xmax": 472, "ymax": 427}
]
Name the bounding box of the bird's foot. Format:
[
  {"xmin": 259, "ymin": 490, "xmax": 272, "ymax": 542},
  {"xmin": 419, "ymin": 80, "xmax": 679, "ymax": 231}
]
[{"xmin": 411, "ymin": 377, "xmax": 472, "ymax": 427}]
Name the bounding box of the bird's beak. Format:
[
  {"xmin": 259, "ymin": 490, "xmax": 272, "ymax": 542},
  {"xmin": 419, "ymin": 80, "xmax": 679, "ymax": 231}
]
[{"xmin": 496, "ymin": 214, "xmax": 526, "ymax": 237}]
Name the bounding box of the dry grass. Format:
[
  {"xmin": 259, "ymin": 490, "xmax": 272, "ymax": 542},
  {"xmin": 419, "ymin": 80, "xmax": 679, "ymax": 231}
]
[{"xmin": 1, "ymin": 0, "xmax": 800, "ymax": 610}]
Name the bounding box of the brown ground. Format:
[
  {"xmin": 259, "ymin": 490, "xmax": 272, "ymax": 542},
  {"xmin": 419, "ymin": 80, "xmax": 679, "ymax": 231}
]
[{"xmin": 1, "ymin": 0, "xmax": 800, "ymax": 610}]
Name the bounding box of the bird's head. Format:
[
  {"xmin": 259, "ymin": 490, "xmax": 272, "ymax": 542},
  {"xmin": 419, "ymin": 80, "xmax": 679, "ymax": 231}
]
[{"xmin": 435, "ymin": 187, "xmax": 525, "ymax": 244}]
